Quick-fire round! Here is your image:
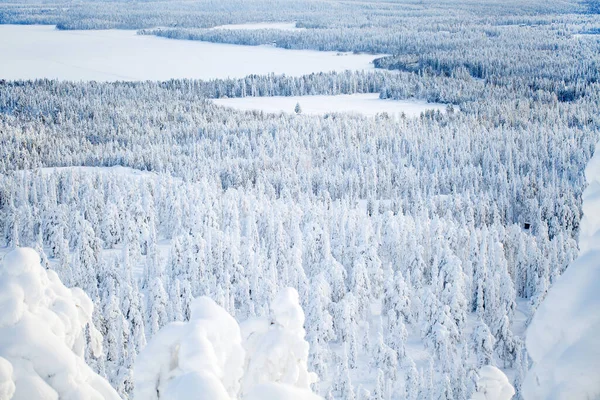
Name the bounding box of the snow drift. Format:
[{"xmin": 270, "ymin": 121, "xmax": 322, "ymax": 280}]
[
  {"xmin": 134, "ymin": 287, "xmax": 321, "ymax": 400},
  {"xmin": 0, "ymin": 247, "xmax": 119, "ymax": 400},
  {"xmin": 524, "ymin": 140, "xmax": 600, "ymax": 399}
]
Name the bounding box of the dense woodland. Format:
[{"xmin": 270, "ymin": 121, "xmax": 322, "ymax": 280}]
[{"xmin": 0, "ymin": 0, "xmax": 599, "ymax": 398}]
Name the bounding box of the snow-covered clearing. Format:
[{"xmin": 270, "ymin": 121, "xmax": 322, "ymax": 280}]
[
  {"xmin": 573, "ymin": 33, "xmax": 600, "ymax": 39},
  {"xmin": 524, "ymin": 139, "xmax": 600, "ymax": 399},
  {"xmin": 34, "ymin": 165, "xmax": 156, "ymax": 178},
  {"xmin": 210, "ymin": 22, "xmax": 304, "ymax": 31},
  {"xmin": 0, "ymin": 25, "xmax": 377, "ymax": 81},
  {"xmin": 212, "ymin": 94, "xmax": 447, "ymax": 117}
]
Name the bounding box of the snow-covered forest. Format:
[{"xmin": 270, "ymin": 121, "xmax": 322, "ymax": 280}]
[{"xmin": 0, "ymin": 0, "xmax": 599, "ymax": 399}]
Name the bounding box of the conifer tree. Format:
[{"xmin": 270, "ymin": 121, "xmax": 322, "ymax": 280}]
[{"xmin": 472, "ymin": 319, "xmax": 496, "ymax": 368}]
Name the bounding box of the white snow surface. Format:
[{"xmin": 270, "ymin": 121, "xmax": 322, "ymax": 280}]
[
  {"xmin": 212, "ymin": 94, "xmax": 447, "ymax": 117},
  {"xmin": 244, "ymin": 383, "xmax": 323, "ymax": 400},
  {"xmin": 0, "ymin": 247, "xmax": 120, "ymax": 400},
  {"xmin": 471, "ymin": 366, "xmax": 515, "ymax": 400},
  {"xmin": 211, "ymin": 22, "xmax": 305, "ymax": 31},
  {"xmin": 0, "ymin": 25, "xmax": 377, "ymax": 81},
  {"xmin": 0, "ymin": 357, "xmax": 15, "ymax": 399},
  {"xmin": 134, "ymin": 288, "xmax": 322, "ymax": 400},
  {"xmin": 573, "ymin": 33, "xmax": 600, "ymax": 39},
  {"xmin": 241, "ymin": 288, "xmax": 318, "ymax": 395},
  {"xmin": 524, "ymin": 139, "xmax": 600, "ymax": 400},
  {"xmin": 133, "ymin": 296, "xmax": 245, "ymax": 400}
]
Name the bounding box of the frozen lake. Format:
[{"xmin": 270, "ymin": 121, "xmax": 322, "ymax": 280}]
[
  {"xmin": 213, "ymin": 93, "xmax": 448, "ymax": 117},
  {"xmin": 0, "ymin": 25, "xmax": 377, "ymax": 81}
]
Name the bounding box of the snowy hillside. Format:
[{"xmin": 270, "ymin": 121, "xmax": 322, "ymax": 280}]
[{"xmin": 524, "ymin": 140, "xmax": 600, "ymax": 399}]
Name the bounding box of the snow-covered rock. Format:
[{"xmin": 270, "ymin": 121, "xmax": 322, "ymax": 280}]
[
  {"xmin": 524, "ymin": 140, "xmax": 600, "ymax": 400},
  {"xmin": 0, "ymin": 247, "xmax": 120, "ymax": 400}
]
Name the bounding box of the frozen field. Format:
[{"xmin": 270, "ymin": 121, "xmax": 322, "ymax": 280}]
[
  {"xmin": 213, "ymin": 93, "xmax": 447, "ymax": 117},
  {"xmin": 210, "ymin": 22, "xmax": 304, "ymax": 31},
  {"xmin": 0, "ymin": 25, "xmax": 376, "ymax": 81}
]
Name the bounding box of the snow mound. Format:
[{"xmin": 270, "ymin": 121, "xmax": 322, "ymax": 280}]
[
  {"xmin": 579, "ymin": 140, "xmax": 600, "ymax": 254},
  {"xmin": 134, "ymin": 288, "xmax": 322, "ymax": 400},
  {"xmin": 133, "ymin": 296, "xmax": 245, "ymax": 400},
  {"xmin": 244, "ymin": 382, "xmax": 323, "ymax": 400},
  {"xmin": 0, "ymin": 247, "xmax": 119, "ymax": 400},
  {"xmin": 271, "ymin": 287, "xmax": 306, "ymax": 332},
  {"xmin": 0, "ymin": 357, "xmax": 16, "ymax": 399},
  {"xmin": 471, "ymin": 366, "xmax": 515, "ymax": 400},
  {"xmin": 524, "ymin": 140, "xmax": 600, "ymax": 400},
  {"xmin": 241, "ymin": 288, "xmax": 318, "ymax": 395}
]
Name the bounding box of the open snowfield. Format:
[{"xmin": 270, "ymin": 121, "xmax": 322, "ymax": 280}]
[
  {"xmin": 212, "ymin": 94, "xmax": 447, "ymax": 117},
  {"xmin": 573, "ymin": 33, "xmax": 600, "ymax": 39},
  {"xmin": 0, "ymin": 25, "xmax": 377, "ymax": 81},
  {"xmin": 211, "ymin": 22, "xmax": 304, "ymax": 31},
  {"xmin": 34, "ymin": 165, "xmax": 156, "ymax": 178}
]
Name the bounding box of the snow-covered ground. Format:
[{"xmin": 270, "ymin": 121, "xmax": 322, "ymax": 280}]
[
  {"xmin": 573, "ymin": 33, "xmax": 600, "ymax": 39},
  {"xmin": 0, "ymin": 25, "xmax": 377, "ymax": 81},
  {"xmin": 212, "ymin": 94, "xmax": 447, "ymax": 117},
  {"xmin": 34, "ymin": 165, "xmax": 156, "ymax": 178},
  {"xmin": 524, "ymin": 139, "xmax": 600, "ymax": 399},
  {"xmin": 210, "ymin": 22, "xmax": 304, "ymax": 31}
]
